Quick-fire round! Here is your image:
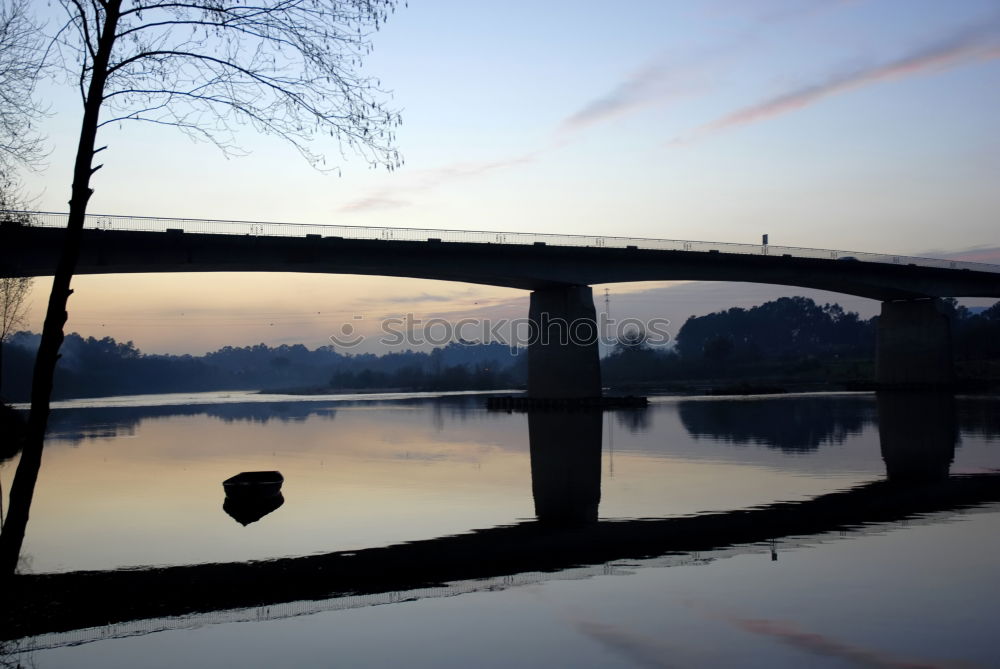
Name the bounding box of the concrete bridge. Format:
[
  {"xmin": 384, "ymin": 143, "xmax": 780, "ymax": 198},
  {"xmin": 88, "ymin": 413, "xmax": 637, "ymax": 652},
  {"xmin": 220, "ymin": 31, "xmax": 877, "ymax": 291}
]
[{"xmin": 3, "ymin": 211, "xmax": 1000, "ymax": 393}]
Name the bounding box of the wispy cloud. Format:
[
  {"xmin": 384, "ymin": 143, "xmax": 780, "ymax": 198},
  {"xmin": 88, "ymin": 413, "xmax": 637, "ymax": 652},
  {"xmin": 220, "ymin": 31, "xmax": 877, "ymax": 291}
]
[
  {"xmin": 365, "ymin": 289, "xmax": 482, "ymax": 306},
  {"xmin": 703, "ymin": 0, "xmax": 860, "ymax": 24},
  {"xmin": 675, "ymin": 16, "xmax": 1000, "ymax": 143},
  {"xmin": 561, "ymin": 0, "xmax": 862, "ymax": 136},
  {"xmin": 558, "ymin": 59, "xmax": 704, "ymax": 134},
  {"xmin": 342, "ymin": 7, "xmax": 998, "ymax": 215},
  {"xmin": 338, "ymin": 151, "xmax": 541, "ymax": 213},
  {"xmin": 919, "ymin": 246, "xmax": 1000, "ymax": 265},
  {"xmin": 338, "ymin": 195, "xmax": 410, "ymax": 213}
]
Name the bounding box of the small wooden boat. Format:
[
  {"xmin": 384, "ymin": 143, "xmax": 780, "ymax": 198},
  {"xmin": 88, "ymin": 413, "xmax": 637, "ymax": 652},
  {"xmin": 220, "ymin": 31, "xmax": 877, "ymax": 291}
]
[{"xmin": 222, "ymin": 470, "xmax": 284, "ymax": 499}]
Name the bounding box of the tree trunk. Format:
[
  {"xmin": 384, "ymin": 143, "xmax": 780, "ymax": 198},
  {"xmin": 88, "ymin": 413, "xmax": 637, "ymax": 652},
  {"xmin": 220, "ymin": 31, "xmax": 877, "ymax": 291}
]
[{"xmin": 0, "ymin": 2, "xmax": 122, "ymax": 576}]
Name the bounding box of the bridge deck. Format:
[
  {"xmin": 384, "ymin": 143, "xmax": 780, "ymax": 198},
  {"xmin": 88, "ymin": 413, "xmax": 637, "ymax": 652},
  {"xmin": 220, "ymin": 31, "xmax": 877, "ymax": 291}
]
[{"xmin": 3, "ymin": 211, "xmax": 1000, "ymax": 300}]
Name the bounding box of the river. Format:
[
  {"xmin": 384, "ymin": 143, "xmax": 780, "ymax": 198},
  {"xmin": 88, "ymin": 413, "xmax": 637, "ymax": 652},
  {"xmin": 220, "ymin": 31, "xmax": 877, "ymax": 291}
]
[{"xmin": 2, "ymin": 390, "xmax": 999, "ymax": 667}]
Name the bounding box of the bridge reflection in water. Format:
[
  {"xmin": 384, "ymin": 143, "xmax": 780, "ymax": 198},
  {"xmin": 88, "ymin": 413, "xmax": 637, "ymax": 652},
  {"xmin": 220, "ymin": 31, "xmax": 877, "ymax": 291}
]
[{"xmin": 3, "ymin": 393, "xmax": 998, "ymax": 644}]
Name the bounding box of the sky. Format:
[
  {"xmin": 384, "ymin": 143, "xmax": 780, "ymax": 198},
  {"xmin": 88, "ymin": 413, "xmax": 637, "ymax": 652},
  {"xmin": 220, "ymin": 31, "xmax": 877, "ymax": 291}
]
[{"xmin": 14, "ymin": 0, "xmax": 1000, "ymax": 354}]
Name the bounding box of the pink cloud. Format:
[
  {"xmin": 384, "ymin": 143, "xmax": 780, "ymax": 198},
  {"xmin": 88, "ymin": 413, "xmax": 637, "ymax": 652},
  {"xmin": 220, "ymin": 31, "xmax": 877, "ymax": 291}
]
[
  {"xmin": 702, "ymin": 0, "xmax": 861, "ymax": 24},
  {"xmin": 559, "ymin": 60, "xmax": 704, "ymax": 134},
  {"xmin": 676, "ymin": 17, "xmax": 1000, "ymax": 143},
  {"xmin": 560, "ymin": 0, "xmax": 865, "ymax": 136},
  {"xmin": 921, "ymin": 246, "xmax": 1000, "ymax": 266}
]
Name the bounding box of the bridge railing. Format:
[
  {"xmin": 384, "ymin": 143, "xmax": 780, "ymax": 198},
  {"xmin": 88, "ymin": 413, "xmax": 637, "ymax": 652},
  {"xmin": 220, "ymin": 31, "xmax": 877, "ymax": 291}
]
[{"xmin": 6, "ymin": 210, "xmax": 1000, "ymax": 274}]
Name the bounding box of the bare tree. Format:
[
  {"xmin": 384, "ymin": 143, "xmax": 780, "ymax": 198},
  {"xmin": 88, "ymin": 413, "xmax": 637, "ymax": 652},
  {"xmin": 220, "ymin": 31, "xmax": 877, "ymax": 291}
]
[
  {"xmin": 0, "ymin": 0, "xmax": 43, "ymax": 401},
  {"xmin": 0, "ymin": 0, "xmax": 46, "ymax": 217},
  {"xmin": 0, "ymin": 0, "xmax": 41, "ymax": 404},
  {"xmin": 0, "ymin": 0, "xmax": 405, "ymax": 574},
  {"xmin": 0, "ymin": 275, "xmax": 31, "ymax": 400},
  {"xmin": 0, "ymin": 0, "xmax": 45, "ymax": 173}
]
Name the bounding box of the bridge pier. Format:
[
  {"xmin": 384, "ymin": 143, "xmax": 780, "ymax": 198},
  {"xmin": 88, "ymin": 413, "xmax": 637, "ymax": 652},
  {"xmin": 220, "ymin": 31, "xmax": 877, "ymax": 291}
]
[
  {"xmin": 876, "ymin": 299, "xmax": 954, "ymax": 388},
  {"xmin": 527, "ymin": 285, "xmax": 602, "ymax": 398}
]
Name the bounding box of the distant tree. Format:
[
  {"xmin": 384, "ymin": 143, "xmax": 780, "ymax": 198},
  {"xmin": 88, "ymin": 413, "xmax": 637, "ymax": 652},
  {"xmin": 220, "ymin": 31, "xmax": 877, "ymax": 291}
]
[
  {"xmin": 615, "ymin": 325, "xmax": 647, "ymax": 353},
  {"xmin": 702, "ymin": 334, "xmax": 734, "ymax": 362},
  {"xmin": 3, "ymin": 0, "xmax": 405, "ymax": 574},
  {"xmin": 982, "ymin": 302, "xmax": 1000, "ymax": 322},
  {"xmin": 675, "ymin": 297, "xmax": 874, "ymax": 361}
]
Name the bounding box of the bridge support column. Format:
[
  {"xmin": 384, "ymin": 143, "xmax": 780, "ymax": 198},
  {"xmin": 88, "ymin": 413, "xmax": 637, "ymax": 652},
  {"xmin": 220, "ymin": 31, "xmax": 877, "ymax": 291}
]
[
  {"xmin": 527, "ymin": 285, "xmax": 602, "ymax": 398},
  {"xmin": 876, "ymin": 299, "xmax": 954, "ymax": 388}
]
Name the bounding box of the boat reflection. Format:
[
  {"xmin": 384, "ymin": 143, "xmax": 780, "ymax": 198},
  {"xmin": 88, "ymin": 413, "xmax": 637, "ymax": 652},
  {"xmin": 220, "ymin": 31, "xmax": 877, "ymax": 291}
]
[{"xmin": 223, "ymin": 494, "xmax": 285, "ymax": 526}]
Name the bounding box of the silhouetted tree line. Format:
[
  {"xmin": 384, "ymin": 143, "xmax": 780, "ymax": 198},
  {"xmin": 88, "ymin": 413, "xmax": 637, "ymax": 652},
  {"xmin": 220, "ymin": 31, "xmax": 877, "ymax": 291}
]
[
  {"xmin": 937, "ymin": 299, "xmax": 1000, "ymax": 361},
  {"xmin": 329, "ymin": 361, "xmax": 520, "ymax": 391},
  {"xmin": 3, "ymin": 297, "xmax": 999, "ymax": 401},
  {"xmin": 324, "ymin": 342, "xmax": 526, "ymax": 391},
  {"xmin": 0, "ymin": 333, "xmax": 526, "ymax": 401},
  {"xmin": 603, "ymin": 297, "xmax": 1000, "ymax": 386}
]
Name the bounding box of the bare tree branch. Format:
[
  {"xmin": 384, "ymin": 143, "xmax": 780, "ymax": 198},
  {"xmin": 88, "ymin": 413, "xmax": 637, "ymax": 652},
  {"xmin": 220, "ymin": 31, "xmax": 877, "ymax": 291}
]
[
  {"xmin": 0, "ymin": 276, "xmax": 31, "ymax": 345},
  {"xmin": 54, "ymin": 0, "xmax": 404, "ymax": 170},
  {"xmin": 0, "ymin": 0, "xmax": 46, "ymax": 173}
]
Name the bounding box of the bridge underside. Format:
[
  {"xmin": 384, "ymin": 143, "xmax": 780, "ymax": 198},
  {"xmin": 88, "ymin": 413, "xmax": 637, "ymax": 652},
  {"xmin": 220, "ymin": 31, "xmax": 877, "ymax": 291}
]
[{"xmin": 4, "ymin": 226, "xmax": 1000, "ymax": 300}]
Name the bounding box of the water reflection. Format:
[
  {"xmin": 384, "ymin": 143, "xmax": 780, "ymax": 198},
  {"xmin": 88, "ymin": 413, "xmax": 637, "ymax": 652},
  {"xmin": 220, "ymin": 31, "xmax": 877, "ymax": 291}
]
[
  {"xmin": 878, "ymin": 392, "xmax": 957, "ymax": 484},
  {"xmin": 37, "ymin": 395, "xmax": 499, "ymax": 445},
  {"xmin": 4, "ymin": 472, "xmax": 999, "ymax": 642},
  {"xmin": 33, "ymin": 392, "xmax": 1000, "ymax": 452},
  {"xmin": 529, "ymin": 394, "xmax": 961, "ymax": 529},
  {"xmin": 957, "ymin": 396, "xmax": 1000, "ymax": 440},
  {"xmin": 529, "ymin": 411, "xmax": 602, "ymax": 525},
  {"xmin": 678, "ymin": 396, "xmax": 874, "ymax": 452},
  {"xmin": 223, "ymin": 494, "xmax": 285, "ymax": 526},
  {"xmin": 42, "ymin": 402, "xmax": 340, "ymax": 444},
  {"xmin": 614, "ymin": 408, "xmax": 650, "ymax": 433},
  {"xmin": 3, "ymin": 392, "xmax": 1000, "ymax": 645}
]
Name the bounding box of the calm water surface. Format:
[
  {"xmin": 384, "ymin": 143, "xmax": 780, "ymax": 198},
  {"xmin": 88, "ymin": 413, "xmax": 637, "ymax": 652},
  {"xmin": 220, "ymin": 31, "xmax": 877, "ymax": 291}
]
[{"xmin": 2, "ymin": 391, "xmax": 999, "ymax": 667}]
